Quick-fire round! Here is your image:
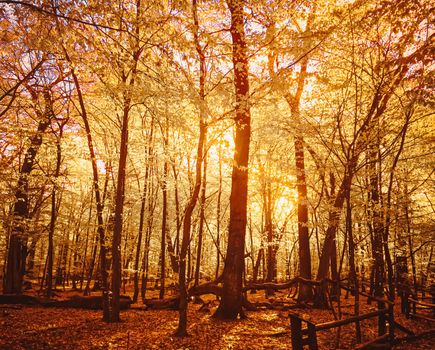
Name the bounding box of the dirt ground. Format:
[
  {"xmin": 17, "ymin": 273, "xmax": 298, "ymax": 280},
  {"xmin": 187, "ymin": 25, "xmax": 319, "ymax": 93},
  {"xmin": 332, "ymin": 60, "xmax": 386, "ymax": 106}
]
[{"xmin": 0, "ymin": 289, "xmax": 434, "ymax": 349}]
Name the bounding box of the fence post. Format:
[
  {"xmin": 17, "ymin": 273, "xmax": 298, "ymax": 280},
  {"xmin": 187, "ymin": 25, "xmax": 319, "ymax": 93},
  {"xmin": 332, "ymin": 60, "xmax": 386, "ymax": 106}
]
[
  {"xmin": 290, "ymin": 313, "xmax": 303, "ymax": 350},
  {"xmin": 307, "ymin": 321, "xmax": 318, "ymax": 350},
  {"xmin": 404, "ymin": 295, "xmax": 410, "ymax": 318},
  {"xmin": 400, "ymin": 292, "xmax": 405, "ymax": 314},
  {"xmin": 378, "ymin": 301, "xmax": 386, "ymax": 336},
  {"xmin": 388, "ymin": 302, "xmax": 395, "ymax": 344}
]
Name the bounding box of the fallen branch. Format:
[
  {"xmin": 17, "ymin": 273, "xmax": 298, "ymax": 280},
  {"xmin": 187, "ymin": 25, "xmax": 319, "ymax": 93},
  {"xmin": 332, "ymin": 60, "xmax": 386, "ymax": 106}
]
[
  {"xmin": 44, "ymin": 295, "xmax": 132, "ymax": 310},
  {"xmin": 142, "ymin": 282, "xmax": 223, "ymax": 310},
  {"xmin": 244, "ymin": 277, "xmax": 320, "ymax": 292},
  {"xmin": 0, "ymin": 294, "xmax": 41, "ymax": 305},
  {"xmin": 143, "ymin": 297, "xmax": 179, "ymax": 310},
  {"xmin": 189, "ymin": 283, "xmax": 222, "ymax": 297}
]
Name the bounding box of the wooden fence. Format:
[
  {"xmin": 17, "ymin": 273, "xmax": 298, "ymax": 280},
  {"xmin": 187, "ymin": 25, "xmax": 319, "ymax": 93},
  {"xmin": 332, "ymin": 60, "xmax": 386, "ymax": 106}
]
[
  {"xmin": 402, "ymin": 296, "xmax": 435, "ymax": 322},
  {"xmin": 289, "ymin": 301, "xmax": 394, "ymax": 350},
  {"xmin": 289, "ymin": 285, "xmax": 435, "ymax": 349}
]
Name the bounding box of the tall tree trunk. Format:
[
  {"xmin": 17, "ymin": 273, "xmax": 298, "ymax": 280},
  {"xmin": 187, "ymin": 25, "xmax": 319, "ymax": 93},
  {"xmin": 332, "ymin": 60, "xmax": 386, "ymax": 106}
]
[
  {"xmin": 253, "ymin": 248, "xmax": 263, "ymax": 284},
  {"xmin": 59, "ymin": 37, "xmax": 111, "ymax": 322},
  {"xmin": 27, "ymin": 208, "xmax": 42, "ymax": 278},
  {"xmin": 368, "ymin": 144, "xmax": 387, "ymax": 335},
  {"xmin": 5, "ymin": 90, "xmax": 54, "ymax": 294},
  {"xmin": 160, "ymin": 125, "xmax": 169, "ymax": 300},
  {"xmin": 384, "ymin": 108, "xmax": 411, "ymax": 300},
  {"xmin": 165, "ymin": 212, "xmax": 179, "ymax": 273},
  {"xmin": 84, "ymin": 229, "xmax": 98, "ymax": 296},
  {"xmin": 404, "ymin": 186, "xmax": 417, "ymax": 293},
  {"xmin": 110, "ymin": 1, "xmax": 142, "ymax": 319},
  {"xmin": 194, "ymin": 139, "xmax": 207, "ymax": 287},
  {"xmin": 369, "ymin": 146, "xmax": 385, "ymax": 298},
  {"xmin": 346, "ymin": 191, "xmax": 361, "ymax": 342},
  {"xmin": 175, "ymin": 0, "xmax": 206, "ymax": 335},
  {"xmin": 122, "ymin": 216, "xmax": 132, "ymax": 269},
  {"xmin": 175, "ymin": 122, "xmax": 205, "ymax": 335},
  {"xmin": 214, "ymin": 0, "xmax": 251, "ymax": 320},
  {"xmin": 316, "ymin": 164, "xmax": 355, "ymax": 281},
  {"xmin": 282, "ymin": 2, "xmax": 316, "ymax": 303},
  {"xmin": 111, "ymin": 104, "xmax": 128, "ymax": 322},
  {"xmin": 47, "ymin": 136, "xmax": 63, "ymax": 297},
  {"xmin": 330, "ymin": 238, "xmax": 338, "ymax": 297},
  {"xmin": 295, "ymin": 128, "xmax": 313, "ymax": 302},
  {"xmin": 80, "ymin": 193, "xmax": 93, "ymax": 291},
  {"xmin": 55, "ymin": 200, "xmax": 74, "ymax": 288},
  {"xmin": 262, "ymin": 160, "xmax": 275, "ymax": 297},
  {"xmin": 141, "ymin": 164, "xmax": 156, "ymax": 302},
  {"xmin": 173, "ymin": 165, "xmax": 181, "ymax": 256},
  {"xmin": 216, "ymin": 140, "xmax": 223, "ymax": 280},
  {"xmin": 133, "ymin": 118, "xmax": 154, "ymax": 303}
]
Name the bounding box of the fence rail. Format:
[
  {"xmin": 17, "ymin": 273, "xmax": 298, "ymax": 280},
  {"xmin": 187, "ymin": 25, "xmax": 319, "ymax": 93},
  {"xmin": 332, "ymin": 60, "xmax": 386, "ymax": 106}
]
[
  {"xmin": 289, "ymin": 305, "xmax": 393, "ymax": 350},
  {"xmin": 287, "ymin": 278, "xmax": 435, "ymax": 349},
  {"xmin": 404, "ymin": 297, "xmax": 435, "ymax": 322}
]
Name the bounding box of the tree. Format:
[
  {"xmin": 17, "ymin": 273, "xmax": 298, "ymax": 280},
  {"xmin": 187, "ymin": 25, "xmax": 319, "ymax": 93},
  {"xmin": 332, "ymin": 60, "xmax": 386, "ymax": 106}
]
[
  {"xmin": 4, "ymin": 68, "xmax": 61, "ymax": 293},
  {"xmin": 46, "ymin": 118, "xmax": 67, "ymax": 297},
  {"xmin": 315, "ymin": 0, "xmax": 433, "ymax": 287},
  {"xmin": 110, "ymin": 0, "xmax": 143, "ymax": 322},
  {"xmin": 175, "ymin": 0, "xmax": 207, "ymax": 336},
  {"xmin": 283, "ymin": 2, "xmax": 317, "ymax": 302},
  {"xmin": 52, "ymin": 10, "xmax": 112, "ymax": 319},
  {"xmin": 214, "ymin": 0, "xmax": 251, "ymax": 320},
  {"xmin": 132, "ymin": 117, "xmax": 154, "ymax": 303}
]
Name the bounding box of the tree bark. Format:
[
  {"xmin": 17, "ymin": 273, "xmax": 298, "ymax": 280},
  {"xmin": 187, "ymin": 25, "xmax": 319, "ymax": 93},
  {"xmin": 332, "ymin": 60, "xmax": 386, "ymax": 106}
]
[
  {"xmin": 79, "ymin": 192, "xmax": 93, "ymax": 292},
  {"xmin": 141, "ymin": 166, "xmax": 156, "ymax": 302},
  {"xmin": 57, "ymin": 24, "xmax": 111, "ymax": 322},
  {"xmin": 173, "ymin": 164, "xmax": 181, "ymax": 257},
  {"xmin": 194, "ymin": 137, "xmax": 207, "ymax": 287},
  {"xmin": 175, "ymin": 0, "xmax": 206, "ymax": 335},
  {"xmin": 84, "ymin": 229, "xmax": 98, "ymax": 296},
  {"xmin": 133, "ymin": 118, "xmax": 154, "ymax": 303},
  {"xmin": 160, "ymin": 124, "xmax": 169, "ymax": 300},
  {"xmin": 47, "ymin": 134, "xmax": 63, "ymax": 297},
  {"xmin": 282, "ymin": 2, "xmax": 317, "ymax": 303},
  {"xmin": 214, "ymin": 0, "xmax": 251, "ymax": 320},
  {"xmin": 5, "ymin": 89, "xmax": 54, "ymax": 294},
  {"xmin": 383, "ymin": 108, "xmax": 411, "ymax": 300},
  {"xmin": 111, "ymin": 1, "xmax": 142, "ymax": 319},
  {"xmin": 216, "ymin": 140, "xmax": 223, "ymax": 280},
  {"xmin": 316, "ymin": 165, "xmax": 355, "ymax": 281},
  {"xmin": 346, "ymin": 190, "xmax": 361, "ymax": 342},
  {"xmin": 111, "ymin": 99, "xmax": 129, "ymax": 322},
  {"xmin": 404, "ymin": 187, "xmax": 417, "ymax": 294},
  {"xmin": 259, "ymin": 158, "xmax": 276, "ymax": 297}
]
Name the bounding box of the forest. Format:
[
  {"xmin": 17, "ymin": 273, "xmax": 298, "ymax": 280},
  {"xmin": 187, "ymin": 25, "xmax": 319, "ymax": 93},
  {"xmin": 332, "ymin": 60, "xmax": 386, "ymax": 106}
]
[{"xmin": 0, "ymin": 0, "xmax": 434, "ymax": 349}]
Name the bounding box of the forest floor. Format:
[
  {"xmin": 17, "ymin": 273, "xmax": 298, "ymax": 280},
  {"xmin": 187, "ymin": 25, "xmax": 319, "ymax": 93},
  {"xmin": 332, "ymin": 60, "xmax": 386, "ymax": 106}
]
[{"xmin": 0, "ymin": 287, "xmax": 434, "ymax": 349}]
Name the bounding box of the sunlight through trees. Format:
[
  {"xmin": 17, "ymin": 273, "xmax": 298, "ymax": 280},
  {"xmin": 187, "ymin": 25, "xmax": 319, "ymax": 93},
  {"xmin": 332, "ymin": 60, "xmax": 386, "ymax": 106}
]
[{"xmin": 0, "ymin": 0, "xmax": 433, "ymax": 348}]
